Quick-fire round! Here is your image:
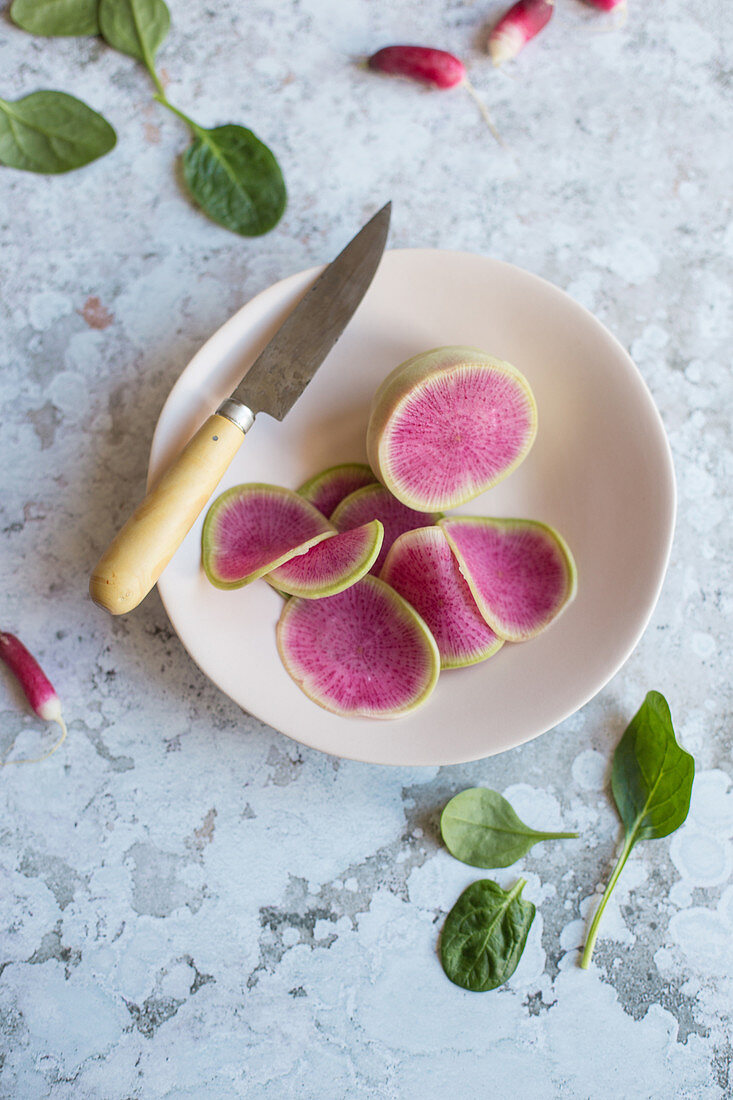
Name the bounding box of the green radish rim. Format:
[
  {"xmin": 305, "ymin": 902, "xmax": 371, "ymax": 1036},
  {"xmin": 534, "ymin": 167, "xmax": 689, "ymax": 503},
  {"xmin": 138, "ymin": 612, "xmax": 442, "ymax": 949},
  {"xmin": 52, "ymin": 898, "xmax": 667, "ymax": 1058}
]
[{"xmin": 297, "ymin": 462, "xmax": 377, "ymax": 517}]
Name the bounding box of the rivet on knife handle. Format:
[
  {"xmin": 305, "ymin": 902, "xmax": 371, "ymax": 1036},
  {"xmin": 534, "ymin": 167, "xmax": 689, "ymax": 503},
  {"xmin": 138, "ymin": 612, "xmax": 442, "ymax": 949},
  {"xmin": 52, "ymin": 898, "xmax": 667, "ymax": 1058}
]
[{"xmin": 89, "ymin": 407, "xmax": 253, "ymax": 615}]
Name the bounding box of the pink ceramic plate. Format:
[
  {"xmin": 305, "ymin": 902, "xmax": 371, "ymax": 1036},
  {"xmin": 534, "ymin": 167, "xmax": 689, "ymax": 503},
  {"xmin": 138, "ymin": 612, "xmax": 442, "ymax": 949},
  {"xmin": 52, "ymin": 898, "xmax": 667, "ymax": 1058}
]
[{"xmin": 149, "ymin": 250, "xmax": 675, "ymax": 765}]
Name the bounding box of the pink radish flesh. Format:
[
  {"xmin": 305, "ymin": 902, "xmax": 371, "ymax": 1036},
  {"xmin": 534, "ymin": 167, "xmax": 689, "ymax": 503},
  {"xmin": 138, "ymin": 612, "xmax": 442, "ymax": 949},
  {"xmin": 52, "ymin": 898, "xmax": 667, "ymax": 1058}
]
[
  {"xmin": 277, "ymin": 576, "xmax": 440, "ymax": 718},
  {"xmin": 439, "ymin": 517, "xmax": 577, "ymax": 642},
  {"xmin": 297, "ymin": 463, "xmax": 377, "ymax": 519},
  {"xmin": 368, "ymin": 46, "xmax": 466, "ymax": 89},
  {"xmin": 266, "ymin": 520, "xmax": 384, "ymax": 598},
  {"xmin": 488, "ymin": 0, "xmax": 554, "ymax": 66},
  {"xmin": 202, "ymin": 484, "xmax": 333, "ymax": 588},
  {"xmin": 367, "ymin": 348, "xmax": 537, "ymax": 513},
  {"xmin": 330, "ymin": 483, "xmax": 441, "ymax": 574},
  {"xmin": 380, "ymin": 528, "xmax": 503, "ymax": 669},
  {"xmin": 0, "ymin": 631, "xmax": 62, "ymax": 722}
]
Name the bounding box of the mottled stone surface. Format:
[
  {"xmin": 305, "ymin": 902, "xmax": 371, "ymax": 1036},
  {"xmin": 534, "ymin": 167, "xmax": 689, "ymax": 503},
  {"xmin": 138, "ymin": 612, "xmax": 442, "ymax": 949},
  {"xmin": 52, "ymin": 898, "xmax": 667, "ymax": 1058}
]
[{"xmin": 1, "ymin": 0, "xmax": 731, "ymax": 1096}]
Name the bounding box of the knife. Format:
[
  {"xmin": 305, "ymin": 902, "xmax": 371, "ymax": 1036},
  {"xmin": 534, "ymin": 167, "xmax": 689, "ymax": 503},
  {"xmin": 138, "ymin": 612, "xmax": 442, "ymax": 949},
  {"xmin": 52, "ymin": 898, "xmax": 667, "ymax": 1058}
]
[{"xmin": 89, "ymin": 202, "xmax": 391, "ymax": 616}]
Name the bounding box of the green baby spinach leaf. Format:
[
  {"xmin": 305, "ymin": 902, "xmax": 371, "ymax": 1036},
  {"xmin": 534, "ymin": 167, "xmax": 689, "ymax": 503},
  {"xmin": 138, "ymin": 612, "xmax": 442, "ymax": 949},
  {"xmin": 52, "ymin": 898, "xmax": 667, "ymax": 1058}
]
[
  {"xmin": 441, "ymin": 788, "xmax": 578, "ymax": 869},
  {"xmin": 580, "ymin": 691, "xmax": 694, "ymax": 968},
  {"xmin": 181, "ymin": 123, "xmax": 287, "ymax": 237},
  {"xmin": 440, "ymin": 878, "xmax": 535, "ymax": 992},
  {"xmin": 0, "ymin": 91, "xmax": 116, "ymax": 174},
  {"xmin": 98, "ymin": 0, "xmax": 169, "ymax": 67},
  {"xmin": 10, "ymin": 0, "xmax": 99, "ymax": 36}
]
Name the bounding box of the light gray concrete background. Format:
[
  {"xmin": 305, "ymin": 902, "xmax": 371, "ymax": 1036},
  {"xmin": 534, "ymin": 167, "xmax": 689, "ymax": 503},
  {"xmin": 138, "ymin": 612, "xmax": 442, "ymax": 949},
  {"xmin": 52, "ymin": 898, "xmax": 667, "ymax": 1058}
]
[{"xmin": 1, "ymin": 0, "xmax": 731, "ymax": 1096}]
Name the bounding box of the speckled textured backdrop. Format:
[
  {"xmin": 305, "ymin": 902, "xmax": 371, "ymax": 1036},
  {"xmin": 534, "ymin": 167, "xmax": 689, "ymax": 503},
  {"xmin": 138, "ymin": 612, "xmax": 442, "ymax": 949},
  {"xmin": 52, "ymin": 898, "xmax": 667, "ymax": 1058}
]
[{"xmin": 1, "ymin": 0, "xmax": 731, "ymax": 1096}]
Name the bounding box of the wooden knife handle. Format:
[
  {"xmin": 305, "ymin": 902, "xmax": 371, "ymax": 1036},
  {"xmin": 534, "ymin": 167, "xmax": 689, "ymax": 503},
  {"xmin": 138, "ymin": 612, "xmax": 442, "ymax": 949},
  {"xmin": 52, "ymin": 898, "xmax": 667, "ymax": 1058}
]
[{"xmin": 89, "ymin": 413, "xmax": 245, "ymax": 615}]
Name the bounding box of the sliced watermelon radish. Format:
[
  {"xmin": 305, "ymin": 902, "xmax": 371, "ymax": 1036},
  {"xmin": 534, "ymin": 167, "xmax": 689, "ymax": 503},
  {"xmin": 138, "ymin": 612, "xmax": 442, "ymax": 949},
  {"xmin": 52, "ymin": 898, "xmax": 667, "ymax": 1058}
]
[
  {"xmin": 367, "ymin": 346, "xmax": 537, "ymax": 512},
  {"xmin": 276, "ymin": 575, "xmax": 440, "ymax": 718},
  {"xmin": 297, "ymin": 462, "xmax": 377, "ymax": 518},
  {"xmin": 380, "ymin": 527, "xmax": 504, "ymax": 669},
  {"xmin": 202, "ymin": 484, "xmax": 334, "ymax": 589},
  {"xmin": 266, "ymin": 520, "xmax": 384, "ymax": 598},
  {"xmin": 439, "ymin": 517, "xmax": 577, "ymax": 642},
  {"xmin": 330, "ymin": 482, "xmax": 441, "ymax": 574}
]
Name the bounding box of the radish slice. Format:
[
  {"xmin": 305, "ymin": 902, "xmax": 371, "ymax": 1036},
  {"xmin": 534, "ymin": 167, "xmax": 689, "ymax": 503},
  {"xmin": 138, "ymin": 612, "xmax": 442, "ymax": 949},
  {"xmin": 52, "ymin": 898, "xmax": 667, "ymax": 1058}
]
[
  {"xmin": 202, "ymin": 484, "xmax": 334, "ymax": 589},
  {"xmin": 439, "ymin": 517, "xmax": 577, "ymax": 642},
  {"xmin": 330, "ymin": 482, "xmax": 441, "ymax": 574},
  {"xmin": 380, "ymin": 527, "xmax": 504, "ymax": 669},
  {"xmin": 267, "ymin": 520, "xmax": 384, "ymax": 598},
  {"xmin": 297, "ymin": 462, "xmax": 377, "ymax": 518},
  {"xmin": 367, "ymin": 346, "xmax": 537, "ymax": 512},
  {"xmin": 277, "ymin": 576, "xmax": 440, "ymax": 718}
]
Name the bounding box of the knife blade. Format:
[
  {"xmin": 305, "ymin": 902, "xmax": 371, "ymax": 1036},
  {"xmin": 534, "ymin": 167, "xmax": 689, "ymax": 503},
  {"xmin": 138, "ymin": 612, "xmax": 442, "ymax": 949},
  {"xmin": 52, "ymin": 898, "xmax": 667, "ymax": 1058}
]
[{"xmin": 89, "ymin": 203, "xmax": 391, "ymax": 616}]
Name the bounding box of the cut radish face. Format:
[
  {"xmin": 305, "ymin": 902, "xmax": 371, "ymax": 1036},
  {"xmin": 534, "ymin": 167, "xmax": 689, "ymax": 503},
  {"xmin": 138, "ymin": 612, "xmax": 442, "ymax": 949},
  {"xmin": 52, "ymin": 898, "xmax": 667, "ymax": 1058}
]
[
  {"xmin": 330, "ymin": 482, "xmax": 441, "ymax": 574},
  {"xmin": 277, "ymin": 575, "xmax": 440, "ymax": 718},
  {"xmin": 202, "ymin": 483, "xmax": 334, "ymax": 589},
  {"xmin": 297, "ymin": 462, "xmax": 377, "ymax": 518},
  {"xmin": 267, "ymin": 520, "xmax": 384, "ymax": 598},
  {"xmin": 367, "ymin": 346, "xmax": 537, "ymax": 511},
  {"xmin": 439, "ymin": 517, "xmax": 577, "ymax": 642},
  {"xmin": 380, "ymin": 527, "xmax": 504, "ymax": 669}
]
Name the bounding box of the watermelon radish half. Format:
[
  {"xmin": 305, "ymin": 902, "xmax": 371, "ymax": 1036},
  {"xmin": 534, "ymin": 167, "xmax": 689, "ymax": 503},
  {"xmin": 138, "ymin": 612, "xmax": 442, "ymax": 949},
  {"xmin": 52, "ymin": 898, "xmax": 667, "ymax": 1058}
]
[
  {"xmin": 277, "ymin": 576, "xmax": 440, "ymax": 718},
  {"xmin": 330, "ymin": 482, "xmax": 442, "ymax": 574},
  {"xmin": 297, "ymin": 462, "xmax": 377, "ymax": 518},
  {"xmin": 202, "ymin": 484, "xmax": 333, "ymax": 589},
  {"xmin": 367, "ymin": 346, "xmax": 537, "ymax": 512},
  {"xmin": 380, "ymin": 527, "xmax": 504, "ymax": 669},
  {"xmin": 266, "ymin": 520, "xmax": 384, "ymax": 598},
  {"xmin": 439, "ymin": 517, "xmax": 577, "ymax": 642}
]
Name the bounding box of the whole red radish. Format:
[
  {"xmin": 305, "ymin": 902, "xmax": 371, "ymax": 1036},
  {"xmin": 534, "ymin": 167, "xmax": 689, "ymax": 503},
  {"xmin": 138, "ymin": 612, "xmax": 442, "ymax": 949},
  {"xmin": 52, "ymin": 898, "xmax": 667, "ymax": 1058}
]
[
  {"xmin": 0, "ymin": 630, "xmax": 67, "ymax": 765},
  {"xmin": 367, "ymin": 45, "xmax": 502, "ymax": 143},
  {"xmin": 488, "ymin": 0, "xmax": 554, "ymax": 66},
  {"xmin": 368, "ymin": 46, "xmax": 466, "ymax": 89}
]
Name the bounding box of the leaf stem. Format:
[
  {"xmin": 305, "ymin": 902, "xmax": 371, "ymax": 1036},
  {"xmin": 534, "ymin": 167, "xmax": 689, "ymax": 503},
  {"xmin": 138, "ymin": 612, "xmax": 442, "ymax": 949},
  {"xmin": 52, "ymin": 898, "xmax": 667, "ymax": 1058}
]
[
  {"xmin": 579, "ymin": 831, "xmax": 635, "ymax": 969},
  {"xmin": 153, "ymin": 92, "xmax": 202, "ymax": 137}
]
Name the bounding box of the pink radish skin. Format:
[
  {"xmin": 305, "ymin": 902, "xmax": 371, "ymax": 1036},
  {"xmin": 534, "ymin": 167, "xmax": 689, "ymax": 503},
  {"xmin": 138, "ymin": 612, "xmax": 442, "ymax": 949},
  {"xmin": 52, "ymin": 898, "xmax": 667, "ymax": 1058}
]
[
  {"xmin": 0, "ymin": 631, "xmax": 67, "ymax": 765},
  {"xmin": 583, "ymin": 0, "xmax": 625, "ymax": 9},
  {"xmin": 488, "ymin": 0, "xmax": 554, "ymax": 66},
  {"xmin": 368, "ymin": 46, "xmax": 466, "ymax": 90}
]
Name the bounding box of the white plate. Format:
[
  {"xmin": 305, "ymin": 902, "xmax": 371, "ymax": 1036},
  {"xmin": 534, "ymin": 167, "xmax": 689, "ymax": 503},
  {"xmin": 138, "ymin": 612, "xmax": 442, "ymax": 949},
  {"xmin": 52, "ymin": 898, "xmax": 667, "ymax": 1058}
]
[{"xmin": 149, "ymin": 249, "xmax": 675, "ymax": 766}]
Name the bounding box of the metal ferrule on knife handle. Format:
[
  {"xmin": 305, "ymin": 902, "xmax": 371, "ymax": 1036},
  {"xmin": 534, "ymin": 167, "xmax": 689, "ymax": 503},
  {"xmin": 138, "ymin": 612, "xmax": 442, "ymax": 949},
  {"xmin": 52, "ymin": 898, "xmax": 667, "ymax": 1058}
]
[{"xmin": 89, "ymin": 404, "xmax": 255, "ymax": 616}]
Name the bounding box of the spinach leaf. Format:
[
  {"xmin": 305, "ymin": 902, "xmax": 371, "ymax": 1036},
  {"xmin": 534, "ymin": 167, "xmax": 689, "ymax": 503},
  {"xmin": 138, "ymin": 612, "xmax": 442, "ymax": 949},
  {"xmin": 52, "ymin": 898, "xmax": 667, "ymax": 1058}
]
[
  {"xmin": 10, "ymin": 0, "xmax": 99, "ymax": 36},
  {"xmin": 440, "ymin": 878, "xmax": 535, "ymax": 992},
  {"xmin": 580, "ymin": 691, "xmax": 694, "ymax": 968},
  {"xmin": 441, "ymin": 788, "xmax": 578, "ymax": 868},
  {"xmin": 0, "ymin": 91, "xmax": 116, "ymax": 174},
  {"xmin": 181, "ymin": 123, "xmax": 287, "ymax": 237},
  {"xmin": 98, "ymin": 0, "xmax": 169, "ymax": 66}
]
